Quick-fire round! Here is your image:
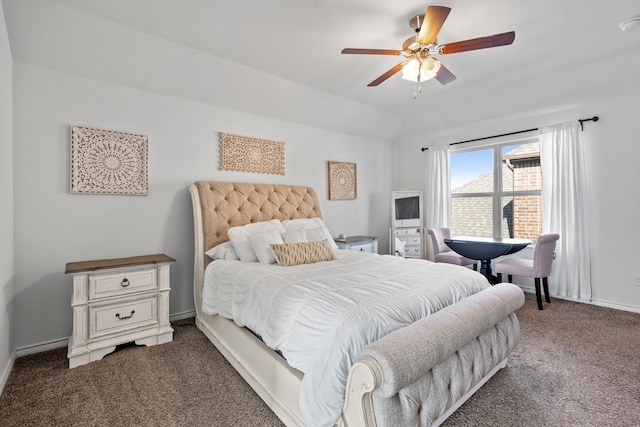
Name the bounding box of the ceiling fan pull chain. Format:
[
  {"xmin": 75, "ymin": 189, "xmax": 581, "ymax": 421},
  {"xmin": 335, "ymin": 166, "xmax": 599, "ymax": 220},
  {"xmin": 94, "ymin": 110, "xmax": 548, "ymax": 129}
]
[{"xmin": 413, "ymin": 80, "xmax": 424, "ymax": 99}]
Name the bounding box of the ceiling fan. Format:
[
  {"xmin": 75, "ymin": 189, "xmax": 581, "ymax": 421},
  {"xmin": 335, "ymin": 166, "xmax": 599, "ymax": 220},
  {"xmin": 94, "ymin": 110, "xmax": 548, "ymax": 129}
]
[{"xmin": 341, "ymin": 5, "xmax": 515, "ymax": 93}]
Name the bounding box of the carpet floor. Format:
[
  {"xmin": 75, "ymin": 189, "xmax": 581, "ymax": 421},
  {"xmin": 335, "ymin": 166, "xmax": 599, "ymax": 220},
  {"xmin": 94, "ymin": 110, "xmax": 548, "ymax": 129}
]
[{"xmin": 1, "ymin": 293, "xmax": 638, "ymax": 426}]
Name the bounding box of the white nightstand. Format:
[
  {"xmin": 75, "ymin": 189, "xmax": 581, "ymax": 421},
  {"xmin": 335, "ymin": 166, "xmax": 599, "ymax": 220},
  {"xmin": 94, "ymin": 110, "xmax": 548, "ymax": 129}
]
[
  {"xmin": 65, "ymin": 254, "xmax": 175, "ymax": 368},
  {"xmin": 334, "ymin": 236, "xmax": 379, "ymax": 253}
]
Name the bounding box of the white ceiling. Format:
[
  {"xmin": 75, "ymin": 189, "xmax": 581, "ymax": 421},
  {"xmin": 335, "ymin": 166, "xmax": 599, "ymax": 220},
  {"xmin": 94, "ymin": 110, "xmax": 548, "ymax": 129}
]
[{"xmin": 4, "ymin": 0, "xmax": 640, "ymax": 139}]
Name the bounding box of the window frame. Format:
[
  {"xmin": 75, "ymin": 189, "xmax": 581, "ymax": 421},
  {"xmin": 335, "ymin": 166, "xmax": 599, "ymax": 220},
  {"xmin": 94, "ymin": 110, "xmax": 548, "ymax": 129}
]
[{"xmin": 450, "ymin": 136, "xmax": 541, "ymax": 239}]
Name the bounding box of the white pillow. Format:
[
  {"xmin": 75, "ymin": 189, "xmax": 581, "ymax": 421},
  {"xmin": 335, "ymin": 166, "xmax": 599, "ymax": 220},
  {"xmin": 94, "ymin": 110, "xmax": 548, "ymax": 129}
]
[
  {"xmin": 205, "ymin": 241, "xmax": 240, "ymax": 260},
  {"xmin": 281, "ymin": 228, "xmax": 308, "ymax": 244},
  {"xmin": 281, "ymin": 218, "xmax": 338, "ymax": 249},
  {"xmin": 304, "ymin": 227, "xmax": 327, "ymax": 243},
  {"xmin": 247, "ymin": 229, "xmax": 284, "ymax": 264},
  {"xmin": 228, "ymin": 220, "xmax": 286, "ymax": 262}
]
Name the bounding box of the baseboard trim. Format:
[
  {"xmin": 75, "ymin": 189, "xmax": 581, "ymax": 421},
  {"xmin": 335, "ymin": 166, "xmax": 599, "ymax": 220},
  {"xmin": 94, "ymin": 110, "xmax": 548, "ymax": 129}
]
[
  {"xmin": 587, "ymin": 298, "xmax": 640, "ymax": 314},
  {"xmin": 15, "ymin": 337, "xmax": 68, "ymax": 358},
  {"xmin": 13, "ymin": 310, "xmax": 198, "ymax": 358},
  {"xmin": 169, "ymin": 309, "xmax": 196, "ymax": 321},
  {"xmin": 517, "ymin": 285, "xmax": 640, "ymax": 314},
  {"xmin": 0, "ymin": 351, "xmax": 16, "ymax": 396}
]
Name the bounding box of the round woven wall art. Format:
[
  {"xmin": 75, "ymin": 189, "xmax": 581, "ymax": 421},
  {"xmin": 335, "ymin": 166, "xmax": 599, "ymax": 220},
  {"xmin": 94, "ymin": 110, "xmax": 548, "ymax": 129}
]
[
  {"xmin": 70, "ymin": 126, "xmax": 148, "ymax": 195},
  {"xmin": 328, "ymin": 161, "xmax": 356, "ymax": 200}
]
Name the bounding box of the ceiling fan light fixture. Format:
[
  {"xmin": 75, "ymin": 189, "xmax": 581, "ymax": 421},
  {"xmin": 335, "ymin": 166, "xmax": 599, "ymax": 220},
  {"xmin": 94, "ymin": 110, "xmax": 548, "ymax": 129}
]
[
  {"xmin": 401, "ymin": 57, "xmax": 441, "ymax": 82},
  {"xmin": 341, "ymin": 4, "xmax": 514, "ymax": 89}
]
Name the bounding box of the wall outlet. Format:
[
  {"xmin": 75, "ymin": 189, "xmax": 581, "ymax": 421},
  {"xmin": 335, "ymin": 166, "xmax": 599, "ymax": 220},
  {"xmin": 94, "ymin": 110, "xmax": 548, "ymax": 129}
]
[{"xmin": 633, "ymin": 273, "xmax": 640, "ymax": 286}]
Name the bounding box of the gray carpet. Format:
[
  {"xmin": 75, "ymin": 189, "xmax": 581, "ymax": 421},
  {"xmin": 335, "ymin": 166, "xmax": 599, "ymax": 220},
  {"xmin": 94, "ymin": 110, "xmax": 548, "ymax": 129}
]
[{"xmin": 1, "ymin": 293, "xmax": 638, "ymax": 426}]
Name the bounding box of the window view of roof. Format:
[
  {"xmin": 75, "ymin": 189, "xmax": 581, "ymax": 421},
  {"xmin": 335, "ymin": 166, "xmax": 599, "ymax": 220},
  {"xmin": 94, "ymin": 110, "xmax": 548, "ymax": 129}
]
[{"xmin": 451, "ymin": 142, "xmax": 542, "ymax": 241}]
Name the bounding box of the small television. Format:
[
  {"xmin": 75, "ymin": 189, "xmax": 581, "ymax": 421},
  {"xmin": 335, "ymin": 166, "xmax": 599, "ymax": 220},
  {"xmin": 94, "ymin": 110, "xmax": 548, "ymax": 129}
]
[{"xmin": 395, "ymin": 196, "xmax": 420, "ymax": 220}]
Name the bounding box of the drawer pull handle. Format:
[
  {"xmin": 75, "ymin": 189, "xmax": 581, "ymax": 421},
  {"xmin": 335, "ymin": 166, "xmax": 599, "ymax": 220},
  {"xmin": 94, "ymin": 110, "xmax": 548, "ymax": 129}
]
[
  {"xmin": 120, "ymin": 278, "xmax": 130, "ymax": 287},
  {"xmin": 115, "ymin": 310, "xmax": 135, "ymax": 320}
]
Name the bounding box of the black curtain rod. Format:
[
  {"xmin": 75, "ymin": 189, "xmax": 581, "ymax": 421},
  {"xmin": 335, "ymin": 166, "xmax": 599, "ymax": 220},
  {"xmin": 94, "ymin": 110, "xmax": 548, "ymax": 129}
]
[{"xmin": 420, "ymin": 116, "xmax": 599, "ymax": 152}]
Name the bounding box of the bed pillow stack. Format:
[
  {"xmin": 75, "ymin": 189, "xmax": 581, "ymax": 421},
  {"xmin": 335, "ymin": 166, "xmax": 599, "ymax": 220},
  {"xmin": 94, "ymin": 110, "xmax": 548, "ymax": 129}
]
[{"xmin": 206, "ymin": 218, "xmax": 338, "ymax": 266}]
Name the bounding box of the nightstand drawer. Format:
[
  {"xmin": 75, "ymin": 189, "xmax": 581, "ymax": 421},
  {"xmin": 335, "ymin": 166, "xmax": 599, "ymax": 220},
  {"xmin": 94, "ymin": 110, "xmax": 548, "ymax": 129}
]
[
  {"xmin": 89, "ymin": 296, "xmax": 158, "ymax": 339},
  {"xmin": 334, "ymin": 236, "xmax": 378, "ymax": 254},
  {"xmin": 347, "ymin": 242, "xmax": 375, "ymax": 253},
  {"xmin": 89, "ymin": 268, "xmax": 157, "ymax": 300}
]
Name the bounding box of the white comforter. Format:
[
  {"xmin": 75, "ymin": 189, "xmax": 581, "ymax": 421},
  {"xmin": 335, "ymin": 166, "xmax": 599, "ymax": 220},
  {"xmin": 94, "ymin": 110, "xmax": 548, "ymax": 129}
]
[{"xmin": 202, "ymin": 250, "xmax": 489, "ymax": 427}]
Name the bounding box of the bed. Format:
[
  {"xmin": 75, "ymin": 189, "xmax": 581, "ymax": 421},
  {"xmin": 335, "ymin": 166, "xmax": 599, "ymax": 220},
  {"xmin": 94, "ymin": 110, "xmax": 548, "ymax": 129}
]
[{"xmin": 189, "ymin": 181, "xmax": 524, "ymax": 427}]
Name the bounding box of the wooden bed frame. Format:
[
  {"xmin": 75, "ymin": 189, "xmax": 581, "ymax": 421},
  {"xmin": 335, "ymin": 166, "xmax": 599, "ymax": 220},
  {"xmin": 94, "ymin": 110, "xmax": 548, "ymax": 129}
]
[{"xmin": 189, "ymin": 181, "xmax": 524, "ymax": 427}]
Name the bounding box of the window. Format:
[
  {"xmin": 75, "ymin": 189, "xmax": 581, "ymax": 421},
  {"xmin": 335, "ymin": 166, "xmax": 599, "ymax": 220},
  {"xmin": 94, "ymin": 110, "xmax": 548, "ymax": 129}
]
[{"xmin": 450, "ymin": 138, "xmax": 542, "ymax": 242}]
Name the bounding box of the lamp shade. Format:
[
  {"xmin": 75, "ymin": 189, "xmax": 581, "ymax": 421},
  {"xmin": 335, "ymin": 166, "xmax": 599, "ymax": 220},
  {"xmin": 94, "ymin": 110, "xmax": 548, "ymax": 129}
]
[{"xmin": 401, "ymin": 57, "xmax": 441, "ymax": 82}]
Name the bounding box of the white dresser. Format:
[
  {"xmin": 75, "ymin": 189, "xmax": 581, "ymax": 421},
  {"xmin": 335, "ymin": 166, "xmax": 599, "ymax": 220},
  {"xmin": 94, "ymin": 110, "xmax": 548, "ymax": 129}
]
[
  {"xmin": 394, "ymin": 227, "xmax": 424, "ymax": 259},
  {"xmin": 391, "ymin": 189, "xmax": 425, "ymax": 259},
  {"xmin": 65, "ymin": 254, "xmax": 175, "ymax": 368}
]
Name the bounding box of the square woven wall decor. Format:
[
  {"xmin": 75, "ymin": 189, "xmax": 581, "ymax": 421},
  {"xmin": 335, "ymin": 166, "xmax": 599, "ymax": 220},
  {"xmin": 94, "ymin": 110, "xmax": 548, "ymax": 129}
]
[
  {"xmin": 70, "ymin": 126, "xmax": 148, "ymax": 195},
  {"xmin": 328, "ymin": 161, "xmax": 357, "ymax": 200},
  {"xmin": 219, "ymin": 132, "xmax": 285, "ymax": 175}
]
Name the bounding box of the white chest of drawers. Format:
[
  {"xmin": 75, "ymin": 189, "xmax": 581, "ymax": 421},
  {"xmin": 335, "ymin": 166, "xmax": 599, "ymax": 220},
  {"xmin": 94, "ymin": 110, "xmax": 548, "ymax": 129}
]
[
  {"xmin": 65, "ymin": 254, "xmax": 175, "ymax": 368},
  {"xmin": 394, "ymin": 228, "xmax": 424, "ymax": 259}
]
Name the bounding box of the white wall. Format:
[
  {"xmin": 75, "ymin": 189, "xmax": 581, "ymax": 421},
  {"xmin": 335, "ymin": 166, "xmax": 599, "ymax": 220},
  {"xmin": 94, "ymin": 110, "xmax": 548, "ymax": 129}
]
[
  {"xmin": 0, "ymin": 2, "xmax": 14, "ymax": 391},
  {"xmin": 394, "ymin": 93, "xmax": 640, "ymax": 312},
  {"xmin": 11, "ymin": 63, "xmax": 393, "ymax": 350},
  {"xmin": 583, "ymin": 95, "xmax": 640, "ymax": 310},
  {"xmin": 3, "ymin": 0, "xmax": 402, "ymax": 143}
]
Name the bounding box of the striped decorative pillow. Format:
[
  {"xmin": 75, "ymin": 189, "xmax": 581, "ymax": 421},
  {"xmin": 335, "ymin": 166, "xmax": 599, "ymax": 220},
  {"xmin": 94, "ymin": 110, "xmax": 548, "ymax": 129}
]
[{"xmin": 270, "ymin": 239, "xmax": 336, "ymax": 267}]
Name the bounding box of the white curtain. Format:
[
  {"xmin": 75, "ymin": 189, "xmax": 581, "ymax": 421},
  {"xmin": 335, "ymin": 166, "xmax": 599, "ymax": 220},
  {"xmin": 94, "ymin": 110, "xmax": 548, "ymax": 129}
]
[
  {"xmin": 539, "ymin": 121, "xmax": 592, "ymax": 301},
  {"xmin": 425, "ymin": 145, "xmax": 451, "ymax": 229}
]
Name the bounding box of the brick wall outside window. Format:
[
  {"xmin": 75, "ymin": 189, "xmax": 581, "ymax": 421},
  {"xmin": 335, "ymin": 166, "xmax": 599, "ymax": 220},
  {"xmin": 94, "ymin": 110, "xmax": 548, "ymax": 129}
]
[{"xmin": 507, "ymin": 157, "xmax": 542, "ymax": 242}]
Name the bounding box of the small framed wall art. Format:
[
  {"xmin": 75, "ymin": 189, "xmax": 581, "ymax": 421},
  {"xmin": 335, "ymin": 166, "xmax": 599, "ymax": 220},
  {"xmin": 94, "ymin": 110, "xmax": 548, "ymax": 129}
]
[
  {"xmin": 70, "ymin": 126, "xmax": 149, "ymax": 195},
  {"xmin": 328, "ymin": 161, "xmax": 357, "ymax": 200}
]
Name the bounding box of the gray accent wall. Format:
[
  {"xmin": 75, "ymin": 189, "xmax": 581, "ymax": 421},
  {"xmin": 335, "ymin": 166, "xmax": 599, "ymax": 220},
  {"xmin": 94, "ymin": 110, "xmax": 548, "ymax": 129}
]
[
  {"xmin": 11, "ymin": 63, "xmax": 393, "ymax": 351},
  {"xmin": 0, "ymin": 2, "xmax": 14, "ymax": 392}
]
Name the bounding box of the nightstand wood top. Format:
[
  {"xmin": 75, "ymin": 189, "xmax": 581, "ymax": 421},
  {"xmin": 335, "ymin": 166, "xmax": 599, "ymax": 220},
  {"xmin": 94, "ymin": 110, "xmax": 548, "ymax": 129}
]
[
  {"xmin": 65, "ymin": 254, "xmax": 175, "ymax": 275},
  {"xmin": 334, "ymin": 235, "xmax": 377, "ymax": 244}
]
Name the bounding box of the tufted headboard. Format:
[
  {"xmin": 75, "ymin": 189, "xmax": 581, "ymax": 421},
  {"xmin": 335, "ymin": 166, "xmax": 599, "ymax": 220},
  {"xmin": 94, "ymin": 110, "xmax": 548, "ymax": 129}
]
[{"xmin": 189, "ymin": 181, "xmax": 323, "ymax": 316}]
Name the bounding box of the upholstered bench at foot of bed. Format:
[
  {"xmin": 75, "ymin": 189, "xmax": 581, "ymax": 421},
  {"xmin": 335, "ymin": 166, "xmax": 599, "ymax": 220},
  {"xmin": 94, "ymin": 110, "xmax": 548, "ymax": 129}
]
[{"xmin": 342, "ymin": 282, "xmax": 525, "ymax": 427}]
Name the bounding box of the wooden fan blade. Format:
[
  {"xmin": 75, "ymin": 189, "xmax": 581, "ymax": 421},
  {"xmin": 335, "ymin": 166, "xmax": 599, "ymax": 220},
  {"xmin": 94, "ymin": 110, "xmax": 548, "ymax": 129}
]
[
  {"xmin": 367, "ymin": 62, "xmax": 406, "ymax": 86},
  {"xmin": 341, "ymin": 48, "xmax": 402, "ymax": 55},
  {"xmin": 435, "ymin": 64, "xmax": 457, "ymax": 85},
  {"xmin": 439, "ymin": 31, "xmax": 515, "ymax": 55},
  {"xmin": 417, "ymin": 6, "xmax": 451, "ymax": 45}
]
